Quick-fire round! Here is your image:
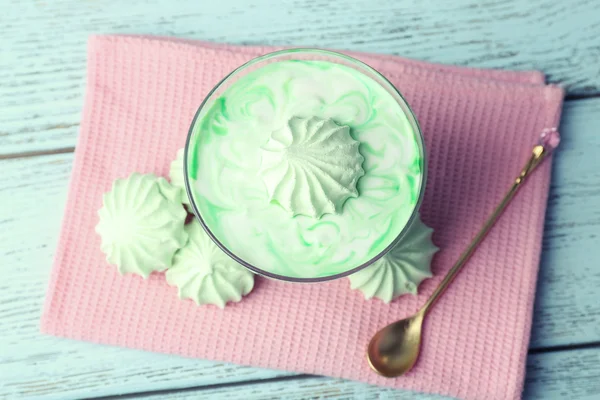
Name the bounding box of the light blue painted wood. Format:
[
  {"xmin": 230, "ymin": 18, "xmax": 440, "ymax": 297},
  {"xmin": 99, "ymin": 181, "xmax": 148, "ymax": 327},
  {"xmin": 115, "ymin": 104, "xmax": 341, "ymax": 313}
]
[{"xmin": 2, "ymin": 0, "xmax": 600, "ymax": 154}]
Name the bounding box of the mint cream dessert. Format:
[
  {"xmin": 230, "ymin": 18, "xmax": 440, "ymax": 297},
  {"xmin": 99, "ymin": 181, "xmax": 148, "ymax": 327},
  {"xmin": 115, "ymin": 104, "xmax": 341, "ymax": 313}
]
[{"xmin": 186, "ymin": 55, "xmax": 424, "ymax": 280}]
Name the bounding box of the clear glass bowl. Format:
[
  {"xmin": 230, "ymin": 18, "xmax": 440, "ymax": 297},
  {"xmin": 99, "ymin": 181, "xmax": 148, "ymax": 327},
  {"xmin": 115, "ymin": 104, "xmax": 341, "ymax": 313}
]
[{"xmin": 184, "ymin": 48, "xmax": 426, "ymax": 282}]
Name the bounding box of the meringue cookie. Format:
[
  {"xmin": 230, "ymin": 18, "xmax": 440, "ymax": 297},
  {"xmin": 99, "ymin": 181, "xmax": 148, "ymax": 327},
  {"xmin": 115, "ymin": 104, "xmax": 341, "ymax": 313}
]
[
  {"xmin": 166, "ymin": 220, "xmax": 254, "ymax": 308},
  {"xmin": 169, "ymin": 148, "xmax": 190, "ymax": 205},
  {"xmin": 258, "ymin": 116, "xmax": 364, "ymax": 218},
  {"xmin": 349, "ymin": 214, "xmax": 437, "ymax": 303},
  {"xmin": 96, "ymin": 173, "xmax": 188, "ymax": 278}
]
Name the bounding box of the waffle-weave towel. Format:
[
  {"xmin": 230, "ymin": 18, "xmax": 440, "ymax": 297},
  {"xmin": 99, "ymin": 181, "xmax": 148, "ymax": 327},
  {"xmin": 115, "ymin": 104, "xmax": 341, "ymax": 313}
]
[{"xmin": 41, "ymin": 35, "xmax": 564, "ymax": 400}]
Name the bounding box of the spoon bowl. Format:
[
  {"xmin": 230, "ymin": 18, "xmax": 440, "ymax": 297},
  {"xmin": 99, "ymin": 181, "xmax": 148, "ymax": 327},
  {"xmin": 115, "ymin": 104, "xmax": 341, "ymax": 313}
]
[
  {"xmin": 367, "ymin": 311, "xmax": 424, "ymax": 377},
  {"xmin": 366, "ymin": 139, "xmax": 557, "ymax": 378}
]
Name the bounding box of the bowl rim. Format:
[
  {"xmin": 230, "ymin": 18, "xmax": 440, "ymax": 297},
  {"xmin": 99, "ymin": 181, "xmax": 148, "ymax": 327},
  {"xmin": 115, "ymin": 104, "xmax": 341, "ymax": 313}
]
[{"xmin": 184, "ymin": 48, "xmax": 427, "ymax": 283}]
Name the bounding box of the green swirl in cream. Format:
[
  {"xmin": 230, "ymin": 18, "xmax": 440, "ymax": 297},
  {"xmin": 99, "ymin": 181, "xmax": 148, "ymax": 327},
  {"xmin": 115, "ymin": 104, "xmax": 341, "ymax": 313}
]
[{"xmin": 187, "ymin": 59, "xmax": 423, "ymax": 279}]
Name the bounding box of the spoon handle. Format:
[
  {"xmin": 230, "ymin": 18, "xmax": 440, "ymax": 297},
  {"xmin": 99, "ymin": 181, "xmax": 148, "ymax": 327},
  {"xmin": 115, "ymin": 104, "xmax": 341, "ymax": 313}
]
[{"xmin": 421, "ymin": 143, "xmax": 550, "ymax": 314}]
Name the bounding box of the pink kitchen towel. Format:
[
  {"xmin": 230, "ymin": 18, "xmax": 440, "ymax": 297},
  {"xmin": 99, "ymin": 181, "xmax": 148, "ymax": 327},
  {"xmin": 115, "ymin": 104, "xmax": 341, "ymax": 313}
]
[{"xmin": 41, "ymin": 35, "xmax": 564, "ymax": 400}]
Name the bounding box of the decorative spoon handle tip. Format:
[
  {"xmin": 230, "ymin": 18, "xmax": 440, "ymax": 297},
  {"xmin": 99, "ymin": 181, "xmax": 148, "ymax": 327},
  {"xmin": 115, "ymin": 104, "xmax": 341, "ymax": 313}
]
[{"xmin": 539, "ymin": 127, "xmax": 561, "ymax": 153}]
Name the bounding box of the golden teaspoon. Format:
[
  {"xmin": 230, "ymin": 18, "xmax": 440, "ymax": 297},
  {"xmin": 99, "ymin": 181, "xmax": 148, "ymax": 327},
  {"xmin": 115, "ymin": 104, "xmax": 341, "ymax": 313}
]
[{"xmin": 367, "ymin": 129, "xmax": 560, "ymax": 378}]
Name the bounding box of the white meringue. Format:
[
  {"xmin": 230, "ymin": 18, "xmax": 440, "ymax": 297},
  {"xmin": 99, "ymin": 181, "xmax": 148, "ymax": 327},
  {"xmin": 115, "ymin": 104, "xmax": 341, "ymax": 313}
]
[
  {"xmin": 166, "ymin": 220, "xmax": 255, "ymax": 308},
  {"xmin": 349, "ymin": 214, "xmax": 437, "ymax": 303},
  {"xmin": 96, "ymin": 173, "xmax": 188, "ymax": 278}
]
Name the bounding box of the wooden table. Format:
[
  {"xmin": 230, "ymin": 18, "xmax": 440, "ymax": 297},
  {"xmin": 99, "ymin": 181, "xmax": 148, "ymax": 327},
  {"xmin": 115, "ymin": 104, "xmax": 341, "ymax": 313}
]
[{"xmin": 1, "ymin": 1, "xmax": 599, "ymax": 399}]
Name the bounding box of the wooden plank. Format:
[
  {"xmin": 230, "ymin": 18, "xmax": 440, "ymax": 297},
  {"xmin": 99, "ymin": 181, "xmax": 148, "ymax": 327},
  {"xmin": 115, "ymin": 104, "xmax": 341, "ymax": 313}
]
[
  {"xmin": 2, "ymin": 0, "xmax": 600, "ymax": 154},
  {"xmin": 530, "ymin": 98, "xmax": 600, "ymax": 348},
  {"xmin": 0, "ymin": 97, "xmax": 598, "ymax": 399},
  {"xmin": 125, "ymin": 348, "xmax": 600, "ymax": 400}
]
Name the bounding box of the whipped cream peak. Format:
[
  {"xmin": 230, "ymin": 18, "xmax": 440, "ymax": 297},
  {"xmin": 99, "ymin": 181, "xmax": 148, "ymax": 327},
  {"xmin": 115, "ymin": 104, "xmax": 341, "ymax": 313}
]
[{"xmin": 258, "ymin": 116, "xmax": 365, "ymax": 218}]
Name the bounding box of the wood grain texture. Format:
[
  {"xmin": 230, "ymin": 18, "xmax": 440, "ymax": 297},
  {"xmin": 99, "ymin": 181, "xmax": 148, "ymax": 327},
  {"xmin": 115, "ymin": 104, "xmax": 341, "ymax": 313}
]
[
  {"xmin": 123, "ymin": 348, "xmax": 600, "ymax": 400},
  {"xmin": 1, "ymin": 0, "xmax": 600, "ymax": 154},
  {"xmin": 530, "ymin": 98, "xmax": 600, "ymax": 348},
  {"xmin": 1, "ymin": 98, "xmax": 599, "ymax": 399}
]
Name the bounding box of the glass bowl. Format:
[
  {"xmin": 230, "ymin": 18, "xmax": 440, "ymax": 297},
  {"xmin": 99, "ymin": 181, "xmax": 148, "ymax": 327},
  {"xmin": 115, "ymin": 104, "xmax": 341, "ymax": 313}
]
[{"xmin": 184, "ymin": 48, "xmax": 426, "ymax": 282}]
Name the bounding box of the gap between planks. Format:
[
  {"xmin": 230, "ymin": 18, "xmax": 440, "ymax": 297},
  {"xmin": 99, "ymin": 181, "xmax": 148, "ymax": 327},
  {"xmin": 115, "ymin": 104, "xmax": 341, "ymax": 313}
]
[
  {"xmin": 88, "ymin": 375, "xmax": 314, "ymax": 400},
  {"xmin": 87, "ymin": 343, "xmax": 600, "ymax": 400},
  {"xmin": 0, "ymin": 146, "xmax": 75, "ymax": 160},
  {"xmin": 528, "ymin": 340, "xmax": 600, "ymax": 354},
  {"xmin": 0, "ymin": 95, "xmax": 598, "ymax": 161}
]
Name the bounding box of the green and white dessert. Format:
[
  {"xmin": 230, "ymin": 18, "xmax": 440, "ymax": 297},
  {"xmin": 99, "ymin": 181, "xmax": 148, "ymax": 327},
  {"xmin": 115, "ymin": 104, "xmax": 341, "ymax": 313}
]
[
  {"xmin": 169, "ymin": 148, "xmax": 190, "ymax": 206},
  {"xmin": 166, "ymin": 220, "xmax": 255, "ymax": 308},
  {"xmin": 187, "ymin": 57, "xmax": 424, "ymax": 279},
  {"xmin": 349, "ymin": 214, "xmax": 437, "ymax": 303},
  {"xmin": 96, "ymin": 173, "xmax": 188, "ymax": 278}
]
